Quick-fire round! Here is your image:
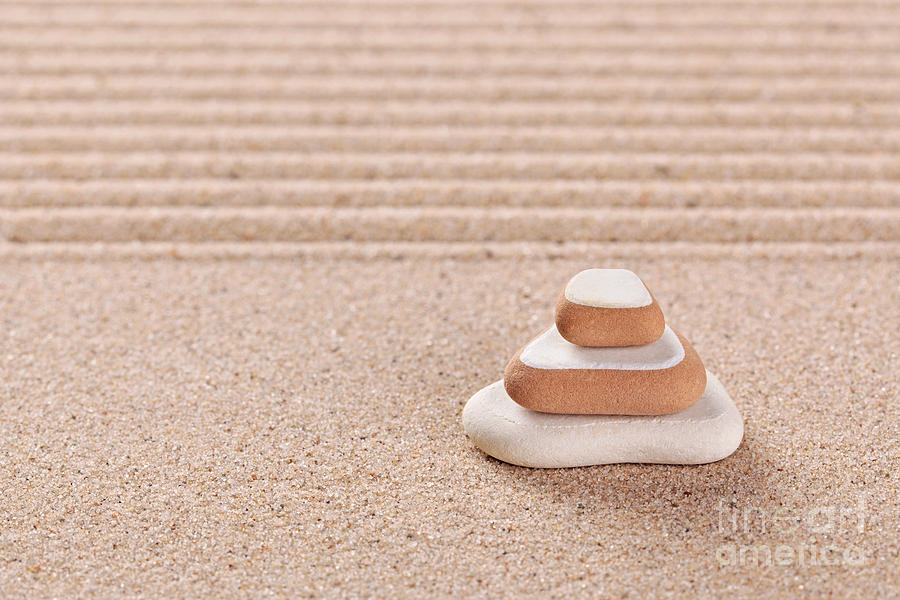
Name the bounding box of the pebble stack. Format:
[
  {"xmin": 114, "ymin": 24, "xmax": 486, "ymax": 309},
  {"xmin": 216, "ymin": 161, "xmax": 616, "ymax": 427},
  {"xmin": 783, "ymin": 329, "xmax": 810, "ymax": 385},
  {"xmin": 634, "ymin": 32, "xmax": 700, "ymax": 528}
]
[{"xmin": 462, "ymin": 269, "xmax": 743, "ymax": 468}]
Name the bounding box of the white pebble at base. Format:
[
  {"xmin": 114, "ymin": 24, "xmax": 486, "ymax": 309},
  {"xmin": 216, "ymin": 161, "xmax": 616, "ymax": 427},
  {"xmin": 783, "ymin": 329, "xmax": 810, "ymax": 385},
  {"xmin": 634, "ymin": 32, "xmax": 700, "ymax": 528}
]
[{"xmin": 462, "ymin": 372, "xmax": 743, "ymax": 468}]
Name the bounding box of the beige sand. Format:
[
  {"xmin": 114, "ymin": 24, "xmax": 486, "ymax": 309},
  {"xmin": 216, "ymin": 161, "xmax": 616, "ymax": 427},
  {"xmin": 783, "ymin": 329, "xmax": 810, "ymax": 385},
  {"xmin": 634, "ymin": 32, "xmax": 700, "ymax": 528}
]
[
  {"xmin": 0, "ymin": 254, "xmax": 898, "ymax": 599},
  {"xmin": 0, "ymin": 0, "xmax": 898, "ymax": 598}
]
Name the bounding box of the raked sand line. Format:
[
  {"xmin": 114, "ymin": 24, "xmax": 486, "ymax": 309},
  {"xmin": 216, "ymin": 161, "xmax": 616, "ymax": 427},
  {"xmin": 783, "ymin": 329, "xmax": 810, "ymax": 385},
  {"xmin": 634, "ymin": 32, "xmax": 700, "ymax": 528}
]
[
  {"xmin": 5, "ymin": 30, "xmax": 900, "ymax": 51},
  {"xmin": 2, "ymin": 241, "xmax": 899, "ymax": 262},
  {"xmin": 10, "ymin": 0, "xmax": 900, "ymax": 6},
  {"xmin": 16, "ymin": 0, "xmax": 900, "ymax": 4},
  {"xmin": 4, "ymin": 101, "xmax": 897, "ymax": 127},
  {"xmin": 4, "ymin": 10, "xmax": 900, "ymax": 27},
  {"xmin": 1, "ymin": 152, "xmax": 899, "ymax": 180},
  {"xmin": 2, "ymin": 18, "xmax": 898, "ymax": 30},
  {"xmin": 5, "ymin": 126, "xmax": 900, "ymax": 154},
  {"xmin": 4, "ymin": 75, "xmax": 900, "ymax": 101},
  {"xmin": 1, "ymin": 207, "xmax": 897, "ymax": 243},
  {"xmin": 8, "ymin": 53, "xmax": 900, "ymax": 77},
  {"xmin": 3, "ymin": 4, "xmax": 897, "ymax": 23},
  {"xmin": 3, "ymin": 180, "xmax": 900, "ymax": 209}
]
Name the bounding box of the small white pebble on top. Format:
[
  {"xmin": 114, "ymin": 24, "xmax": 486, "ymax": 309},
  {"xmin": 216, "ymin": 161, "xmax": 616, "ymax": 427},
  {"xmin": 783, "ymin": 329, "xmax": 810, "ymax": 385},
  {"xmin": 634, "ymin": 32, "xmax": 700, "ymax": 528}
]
[{"xmin": 564, "ymin": 269, "xmax": 652, "ymax": 308}]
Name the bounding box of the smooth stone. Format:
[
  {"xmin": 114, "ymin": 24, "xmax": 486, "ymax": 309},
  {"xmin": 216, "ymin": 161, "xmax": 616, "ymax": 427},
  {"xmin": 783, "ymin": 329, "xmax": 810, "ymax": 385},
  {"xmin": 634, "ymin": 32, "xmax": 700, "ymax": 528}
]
[
  {"xmin": 462, "ymin": 371, "xmax": 743, "ymax": 468},
  {"xmin": 565, "ymin": 268, "xmax": 652, "ymax": 308},
  {"xmin": 521, "ymin": 324, "xmax": 685, "ymax": 371},
  {"xmin": 555, "ymin": 268, "xmax": 665, "ymax": 347},
  {"xmin": 504, "ymin": 325, "xmax": 706, "ymax": 415}
]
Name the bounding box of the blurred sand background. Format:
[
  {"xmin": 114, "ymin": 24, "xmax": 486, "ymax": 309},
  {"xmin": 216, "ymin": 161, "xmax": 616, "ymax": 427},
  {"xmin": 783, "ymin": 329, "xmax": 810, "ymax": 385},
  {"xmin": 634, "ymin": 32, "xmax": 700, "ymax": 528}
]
[{"xmin": 0, "ymin": 0, "xmax": 898, "ymax": 597}]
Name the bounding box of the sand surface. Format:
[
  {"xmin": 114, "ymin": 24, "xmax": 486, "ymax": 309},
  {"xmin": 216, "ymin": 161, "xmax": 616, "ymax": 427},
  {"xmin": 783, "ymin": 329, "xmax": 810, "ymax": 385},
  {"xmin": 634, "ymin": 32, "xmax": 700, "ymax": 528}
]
[{"xmin": 1, "ymin": 0, "xmax": 899, "ymax": 598}]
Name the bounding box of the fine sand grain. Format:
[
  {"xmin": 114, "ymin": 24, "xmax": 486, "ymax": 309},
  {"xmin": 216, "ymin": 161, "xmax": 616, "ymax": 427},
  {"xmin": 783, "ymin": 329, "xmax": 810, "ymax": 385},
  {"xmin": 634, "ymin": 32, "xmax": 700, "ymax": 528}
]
[
  {"xmin": 0, "ymin": 0, "xmax": 899, "ymax": 597},
  {"xmin": 1, "ymin": 255, "xmax": 898, "ymax": 598}
]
